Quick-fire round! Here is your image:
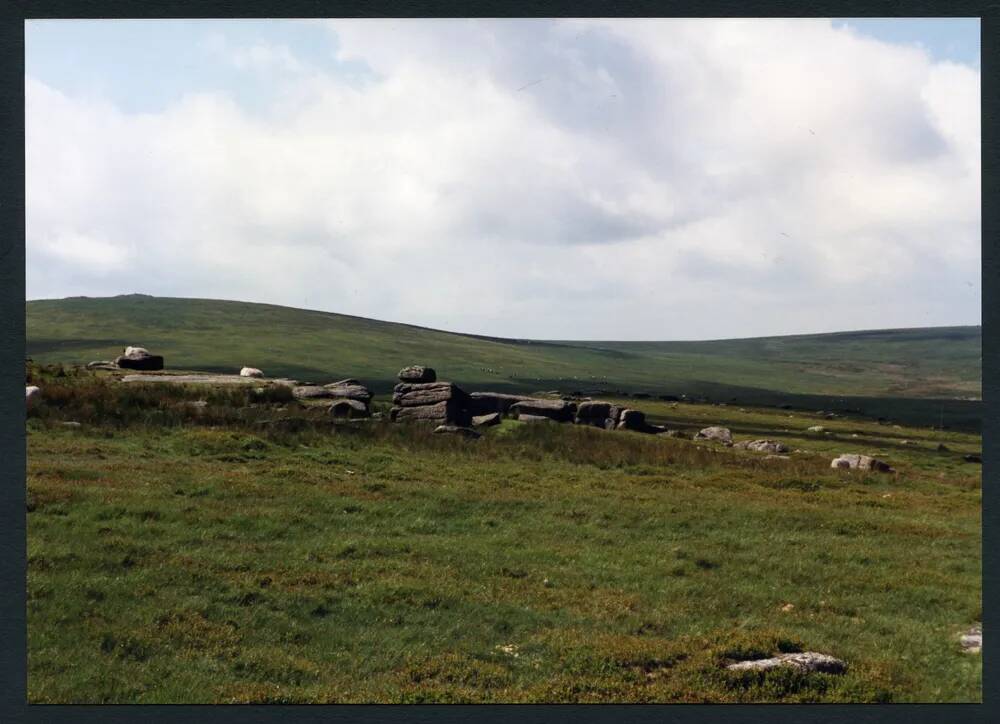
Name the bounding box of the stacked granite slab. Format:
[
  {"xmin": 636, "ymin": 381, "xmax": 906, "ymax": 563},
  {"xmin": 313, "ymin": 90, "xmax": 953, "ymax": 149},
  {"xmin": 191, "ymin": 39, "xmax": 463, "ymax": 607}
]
[
  {"xmin": 575, "ymin": 400, "xmax": 623, "ymax": 430},
  {"xmin": 390, "ymin": 366, "xmax": 472, "ymax": 426}
]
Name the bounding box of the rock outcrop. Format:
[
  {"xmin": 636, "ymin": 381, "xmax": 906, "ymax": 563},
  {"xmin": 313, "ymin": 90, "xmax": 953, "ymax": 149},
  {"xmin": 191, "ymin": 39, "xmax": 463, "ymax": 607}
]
[
  {"xmin": 240, "ymin": 367, "xmax": 264, "ymax": 378},
  {"xmin": 325, "ymin": 379, "xmax": 373, "ymax": 405},
  {"xmin": 330, "ymin": 399, "xmax": 369, "ymax": 419},
  {"xmin": 472, "ymin": 412, "xmax": 501, "ymax": 428},
  {"xmin": 574, "ymin": 400, "xmax": 622, "ymax": 429},
  {"xmin": 391, "ymin": 368, "xmax": 470, "ymax": 425},
  {"xmin": 468, "ymin": 392, "xmax": 536, "ymax": 415},
  {"xmin": 509, "ymin": 398, "xmax": 576, "ymax": 422},
  {"xmin": 616, "ymin": 409, "xmax": 647, "ymax": 431},
  {"xmin": 830, "ymin": 454, "xmax": 894, "ymax": 473}
]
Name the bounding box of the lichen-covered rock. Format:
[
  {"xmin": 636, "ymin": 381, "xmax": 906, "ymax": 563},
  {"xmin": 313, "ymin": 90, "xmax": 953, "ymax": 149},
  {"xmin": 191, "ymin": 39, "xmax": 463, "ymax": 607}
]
[
  {"xmin": 392, "ymin": 399, "xmax": 468, "ymax": 425},
  {"xmin": 240, "ymin": 367, "xmax": 264, "ymax": 378},
  {"xmin": 830, "ymin": 454, "xmax": 894, "ymax": 473},
  {"xmin": 398, "ymin": 365, "xmax": 436, "ymax": 383},
  {"xmin": 726, "ymin": 652, "xmax": 846, "ymax": 674},
  {"xmin": 616, "ymin": 409, "xmax": 647, "ymax": 431},
  {"xmin": 330, "ymin": 399, "xmax": 369, "ymax": 418},
  {"xmin": 293, "ymin": 385, "xmax": 337, "ymax": 400},
  {"xmin": 960, "ymin": 624, "xmax": 982, "ymax": 653},
  {"xmin": 695, "ymin": 426, "xmax": 732, "ymax": 444},
  {"xmin": 518, "ymin": 414, "xmax": 555, "ymax": 423},
  {"xmin": 575, "ymin": 401, "xmax": 622, "ymax": 427}
]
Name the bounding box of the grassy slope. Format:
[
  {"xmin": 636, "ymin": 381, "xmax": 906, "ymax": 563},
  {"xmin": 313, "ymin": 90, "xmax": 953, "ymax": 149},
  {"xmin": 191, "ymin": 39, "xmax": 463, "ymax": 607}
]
[
  {"xmin": 26, "ymin": 295, "xmax": 981, "ymax": 405},
  {"xmin": 26, "ymin": 368, "xmax": 981, "ymax": 703}
]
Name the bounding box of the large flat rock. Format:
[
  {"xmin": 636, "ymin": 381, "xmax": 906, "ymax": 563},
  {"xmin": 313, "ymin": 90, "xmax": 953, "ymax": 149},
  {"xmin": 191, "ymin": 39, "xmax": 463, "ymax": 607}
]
[{"xmin": 121, "ymin": 374, "xmax": 297, "ymax": 386}]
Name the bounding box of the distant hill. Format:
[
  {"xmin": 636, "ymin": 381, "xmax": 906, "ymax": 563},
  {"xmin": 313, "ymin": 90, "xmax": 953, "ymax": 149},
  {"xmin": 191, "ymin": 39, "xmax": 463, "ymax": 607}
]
[{"xmin": 26, "ymin": 295, "xmax": 982, "ymax": 428}]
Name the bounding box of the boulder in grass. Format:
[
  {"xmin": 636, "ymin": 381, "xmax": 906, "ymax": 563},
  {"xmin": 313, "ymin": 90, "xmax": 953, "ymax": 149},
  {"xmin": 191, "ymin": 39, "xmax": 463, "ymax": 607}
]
[
  {"xmin": 433, "ymin": 425, "xmax": 481, "ymax": 439},
  {"xmin": 575, "ymin": 401, "xmax": 622, "ymax": 427},
  {"xmin": 293, "ymin": 385, "xmax": 337, "ymax": 400},
  {"xmin": 807, "ymin": 425, "xmax": 825, "ymax": 433},
  {"xmin": 734, "ymin": 439, "xmax": 789, "ymax": 454},
  {"xmin": 398, "ymin": 365, "xmax": 436, "ymax": 383},
  {"xmin": 518, "ymin": 414, "xmax": 555, "ymax": 424},
  {"xmin": 25, "ymin": 385, "xmax": 41, "ymax": 410},
  {"xmin": 240, "ymin": 367, "xmax": 265, "ymax": 378},
  {"xmin": 616, "ymin": 409, "xmax": 646, "ymax": 431},
  {"xmin": 694, "ymin": 426, "xmax": 732, "ymax": 444},
  {"xmin": 115, "ymin": 346, "xmax": 164, "ymax": 371},
  {"xmin": 659, "ymin": 429, "xmax": 690, "ymax": 439},
  {"xmin": 472, "ymin": 412, "xmax": 501, "ymax": 428},
  {"xmin": 963, "ymin": 454, "xmax": 982, "ymax": 464},
  {"xmin": 726, "ymin": 652, "xmax": 846, "ymax": 674},
  {"xmin": 830, "ymin": 454, "xmax": 894, "ymax": 473},
  {"xmin": 509, "ymin": 398, "xmax": 576, "ymax": 422},
  {"xmin": 960, "ymin": 625, "xmax": 982, "ymax": 654},
  {"xmin": 330, "ymin": 399, "xmax": 369, "ymax": 419},
  {"xmin": 86, "ymin": 360, "xmax": 117, "ymax": 371}
]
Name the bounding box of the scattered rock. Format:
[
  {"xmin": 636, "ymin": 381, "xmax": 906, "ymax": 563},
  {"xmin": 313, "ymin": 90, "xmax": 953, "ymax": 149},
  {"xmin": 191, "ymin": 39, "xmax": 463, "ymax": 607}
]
[
  {"xmin": 293, "ymin": 385, "xmax": 338, "ymax": 400},
  {"xmin": 733, "ymin": 439, "xmax": 789, "ymax": 454},
  {"xmin": 115, "ymin": 346, "xmax": 164, "ymax": 371},
  {"xmin": 433, "ymin": 425, "xmax": 480, "ymax": 439},
  {"xmin": 780, "ymin": 603, "xmax": 795, "ymax": 612},
  {"xmin": 963, "ymin": 454, "xmax": 982, "ymax": 464},
  {"xmin": 59, "ymin": 421, "xmax": 82, "ymax": 428},
  {"xmin": 240, "ymin": 367, "xmax": 264, "ymax": 378},
  {"xmin": 472, "ymin": 412, "xmax": 501, "ymax": 428},
  {"xmin": 694, "ymin": 426, "xmax": 732, "ymax": 444},
  {"xmin": 764, "ymin": 454, "xmax": 791, "ymax": 461},
  {"xmin": 960, "ymin": 624, "xmax": 982, "ymax": 653},
  {"xmin": 726, "ymin": 652, "xmax": 846, "ymax": 674},
  {"xmin": 330, "ymin": 399, "xmax": 369, "ymax": 419},
  {"xmin": 398, "ymin": 365, "xmax": 436, "ymax": 383},
  {"xmin": 807, "ymin": 426, "xmax": 825, "ymax": 433},
  {"xmin": 659, "ymin": 429, "xmax": 691, "ymax": 439},
  {"xmin": 25, "ymin": 385, "xmax": 41, "ymax": 409},
  {"xmin": 830, "ymin": 454, "xmax": 894, "ymax": 473},
  {"xmin": 616, "ymin": 409, "xmax": 647, "ymax": 431}
]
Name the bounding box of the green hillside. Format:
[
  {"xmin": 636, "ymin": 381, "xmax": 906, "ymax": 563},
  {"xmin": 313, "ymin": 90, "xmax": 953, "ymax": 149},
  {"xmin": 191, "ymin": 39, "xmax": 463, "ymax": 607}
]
[{"xmin": 26, "ymin": 295, "xmax": 981, "ymax": 428}]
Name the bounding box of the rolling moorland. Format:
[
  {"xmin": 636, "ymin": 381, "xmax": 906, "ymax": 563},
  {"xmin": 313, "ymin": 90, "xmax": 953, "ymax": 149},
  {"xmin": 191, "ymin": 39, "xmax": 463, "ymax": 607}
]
[
  {"xmin": 24, "ymin": 295, "xmax": 981, "ymax": 702},
  {"xmin": 26, "ymin": 295, "xmax": 983, "ymax": 430}
]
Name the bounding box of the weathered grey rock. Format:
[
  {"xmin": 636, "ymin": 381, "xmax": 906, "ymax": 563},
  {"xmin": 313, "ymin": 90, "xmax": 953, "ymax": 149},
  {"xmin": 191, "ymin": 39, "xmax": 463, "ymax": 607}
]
[
  {"xmin": 392, "ymin": 399, "xmax": 467, "ymax": 425},
  {"xmin": 124, "ymin": 346, "xmax": 149, "ymax": 357},
  {"xmin": 472, "ymin": 412, "xmax": 501, "ymax": 427},
  {"xmin": 575, "ymin": 401, "xmax": 622, "ymax": 427},
  {"xmin": 86, "ymin": 360, "xmax": 117, "ymax": 370},
  {"xmin": 293, "ymin": 385, "xmax": 338, "ymax": 400},
  {"xmin": 330, "ymin": 399, "xmax": 369, "ymax": 418},
  {"xmin": 468, "ymin": 392, "xmax": 536, "ymax": 415},
  {"xmin": 518, "ymin": 414, "xmax": 555, "ymax": 423},
  {"xmin": 240, "ymin": 367, "xmax": 264, "ymax": 378},
  {"xmin": 807, "ymin": 425, "xmax": 825, "ymax": 433},
  {"xmin": 392, "ymin": 381, "xmax": 465, "ymax": 407},
  {"xmin": 734, "ymin": 439, "xmax": 789, "ymax": 454},
  {"xmin": 433, "ymin": 425, "xmax": 480, "ymax": 439},
  {"xmin": 616, "ymin": 409, "xmax": 647, "ymax": 431},
  {"xmin": 25, "ymin": 385, "xmax": 41, "ymax": 410},
  {"xmin": 960, "ymin": 625, "xmax": 982, "ymax": 653},
  {"xmin": 122, "ymin": 374, "xmax": 297, "ymax": 386},
  {"xmin": 764, "ymin": 454, "xmax": 791, "ymax": 461},
  {"xmin": 325, "ymin": 380, "xmax": 373, "ymax": 403},
  {"xmin": 695, "ymin": 426, "xmax": 732, "ymax": 444},
  {"xmin": 726, "ymin": 652, "xmax": 846, "ymax": 674},
  {"xmin": 398, "ymin": 365, "xmax": 436, "ymax": 383},
  {"xmin": 830, "ymin": 454, "xmax": 894, "ymax": 473},
  {"xmin": 59, "ymin": 421, "xmax": 82, "ymax": 428},
  {"xmin": 510, "ymin": 398, "xmax": 576, "ymax": 422}
]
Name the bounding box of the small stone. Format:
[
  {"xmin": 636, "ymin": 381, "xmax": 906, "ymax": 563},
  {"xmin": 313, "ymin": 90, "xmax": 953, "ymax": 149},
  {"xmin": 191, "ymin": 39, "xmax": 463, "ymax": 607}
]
[
  {"xmin": 433, "ymin": 425, "xmax": 480, "ymax": 439},
  {"xmin": 240, "ymin": 367, "xmax": 264, "ymax": 378},
  {"xmin": 472, "ymin": 412, "xmax": 501, "ymax": 427},
  {"xmin": 960, "ymin": 625, "xmax": 982, "ymax": 653},
  {"xmin": 726, "ymin": 652, "xmax": 846, "ymax": 674},
  {"xmin": 780, "ymin": 603, "xmax": 795, "ymax": 612},
  {"xmin": 807, "ymin": 426, "xmax": 825, "ymax": 433}
]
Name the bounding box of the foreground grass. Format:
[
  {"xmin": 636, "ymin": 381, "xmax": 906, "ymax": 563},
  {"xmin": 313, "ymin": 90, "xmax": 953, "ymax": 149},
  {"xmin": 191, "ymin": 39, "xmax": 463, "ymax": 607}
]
[{"xmin": 26, "ymin": 375, "xmax": 981, "ymax": 703}]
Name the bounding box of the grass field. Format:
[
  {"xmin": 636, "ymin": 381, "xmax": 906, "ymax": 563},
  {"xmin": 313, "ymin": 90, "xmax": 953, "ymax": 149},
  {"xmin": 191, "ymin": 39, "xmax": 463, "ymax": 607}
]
[
  {"xmin": 26, "ymin": 364, "xmax": 981, "ymax": 703},
  {"xmin": 26, "ymin": 296, "xmax": 982, "ymax": 431}
]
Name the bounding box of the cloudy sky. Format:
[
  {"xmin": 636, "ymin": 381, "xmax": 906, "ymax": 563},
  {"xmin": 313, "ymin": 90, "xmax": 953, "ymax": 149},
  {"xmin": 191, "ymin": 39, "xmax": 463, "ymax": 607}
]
[{"xmin": 25, "ymin": 18, "xmax": 980, "ymax": 340}]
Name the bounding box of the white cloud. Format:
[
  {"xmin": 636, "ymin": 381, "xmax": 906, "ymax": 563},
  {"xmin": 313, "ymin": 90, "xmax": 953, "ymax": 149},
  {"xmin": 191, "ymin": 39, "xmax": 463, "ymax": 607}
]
[{"xmin": 26, "ymin": 19, "xmax": 980, "ymax": 339}]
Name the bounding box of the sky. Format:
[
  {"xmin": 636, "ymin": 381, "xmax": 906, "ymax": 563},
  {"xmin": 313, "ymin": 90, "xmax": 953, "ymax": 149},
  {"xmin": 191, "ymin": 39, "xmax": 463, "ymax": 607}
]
[{"xmin": 25, "ymin": 18, "xmax": 981, "ymax": 340}]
